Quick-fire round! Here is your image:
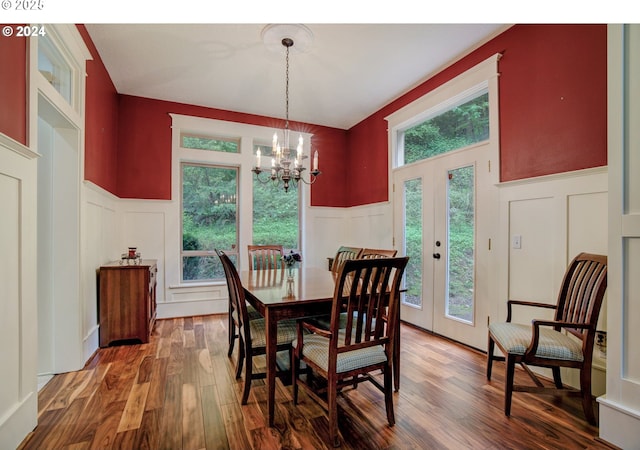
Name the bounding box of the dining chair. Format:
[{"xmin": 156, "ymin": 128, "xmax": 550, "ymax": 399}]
[
  {"xmin": 487, "ymin": 252, "xmax": 607, "ymax": 425},
  {"xmin": 248, "ymin": 244, "xmax": 285, "ymax": 270},
  {"xmin": 227, "ymin": 245, "xmax": 282, "ymax": 357},
  {"xmin": 217, "ymin": 249, "xmax": 297, "ymax": 405},
  {"xmin": 292, "ymin": 256, "xmax": 409, "ymax": 447},
  {"xmin": 329, "ymin": 246, "xmax": 363, "ymax": 273}
]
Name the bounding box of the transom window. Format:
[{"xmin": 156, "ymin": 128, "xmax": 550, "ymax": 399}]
[
  {"xmin": 398, "ymin": 89, "xmax": 489, "ymax": 167},
  {"xmin": 181, "ymin": 133, "xmax": 239, "ymax": 153}
]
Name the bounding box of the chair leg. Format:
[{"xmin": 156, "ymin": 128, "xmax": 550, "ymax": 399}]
[
  {"xmin": 487, "ymin": 335, "xmax": 495, "ymax": 380},
  {"xmin": 292, "ymin": 346, "xmax": 299, "ymax": 405},
  {"xmin": 384, "ymin": 364, "xmax": 395, "ymax": 426},
  {"xmin": 580, "ymin": 367, "xmax": 597, "ymax": 425},
  {"xmin": 228, "ymin": 315, "xmax": 235, "ymax": 357},
  {"xmin": 552, "ymin": 367, "xmax": 563, "ymax": 389},
  {"xmin": 327, "ymin": 376, "xmax": 340, "ymax": 448},
  {"xmin": 241, "ymin": 350, "xmax": 253, "ymax": 405},
  {"xmin": 504, "ymin": 354, "xmax": 516, "ymax": 417},
  {"xmin": 235, "ymin": 337, "xmax": 245, "ymax": 380}
]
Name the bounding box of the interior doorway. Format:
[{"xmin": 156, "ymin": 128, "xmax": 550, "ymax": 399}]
[{"xmin": 36, "ymin": 94, "xmax": 82, "ymax": 387}]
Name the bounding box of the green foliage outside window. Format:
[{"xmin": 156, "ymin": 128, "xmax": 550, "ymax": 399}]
[
  {"xmin": 182, "ymin": 164, "xmax": 238, "ymax": 281},
  {"xmin": 182, "ymin": 135, "xmax": 239, "ymax": 153},
  {"xmin": 253, "ymin": 179, "xmax": 299, "ymax": 250},
  {"xmin": 403, "ymin": 92, "xmax": 489, "ymax": 165},
  {"xmin": 401, "ymin": 92, "xmax": 486, "ymax": 313}
]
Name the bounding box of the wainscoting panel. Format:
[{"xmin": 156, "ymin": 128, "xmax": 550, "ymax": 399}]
[
  {"xmin": 498, "ymin": 167, "xmax": 608, "ymax": 394},
  {"xmin": 0, "ymin": 142, "xmax": 38, "ymax": 449}
]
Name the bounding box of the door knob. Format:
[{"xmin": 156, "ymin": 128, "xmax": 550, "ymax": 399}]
[{"xmin": 433, "ymin": 253, "xmax": 441, "ymax": 259}]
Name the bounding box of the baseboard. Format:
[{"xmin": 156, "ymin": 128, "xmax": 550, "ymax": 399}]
[
  {"xmin": 157, "ymin": 298, "xmax": 226, "ymax": 319},
  {"xmin": 597, "ymin": 396, "xmax": 640, "ymax": 449}
]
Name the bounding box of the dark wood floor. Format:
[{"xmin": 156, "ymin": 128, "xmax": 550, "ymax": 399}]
[{"xmin": 19, "ymin": 315, "xmax": 615, "ymax": 449}]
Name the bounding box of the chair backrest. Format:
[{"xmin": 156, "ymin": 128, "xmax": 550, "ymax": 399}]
[
  {"xmin": 360, "ymin": 248, "xmax": 398, "ymax": 259},
  {"xmin": 330, "ymin": 246, "xmax": 363, "ymax": 273},
  {"xmin": 329, "ymin": 257, "xmax": 409, "ymax": 358},
  {"xmin": 217, "ymin": 249, "xmax": 251, "ymax": 343},
  {"xmin": 248, "ymin": 245, "xmax": 284, "ymax": 270},
  {"xmin": 554, "ymin": 252, "xmax": 607, "ymax": 342}
]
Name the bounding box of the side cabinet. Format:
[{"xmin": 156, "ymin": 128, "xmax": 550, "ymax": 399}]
[{"xmin": 98, "ymin": 260, "xmax": 157, "ymax": 347}]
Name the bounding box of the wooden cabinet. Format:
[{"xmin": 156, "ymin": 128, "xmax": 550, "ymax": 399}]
[{"xmin": 98, "ymin": 260, "xmax": 157, "ymax": 347}]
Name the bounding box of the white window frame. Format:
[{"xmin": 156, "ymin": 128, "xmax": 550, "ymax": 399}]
[
  {"xmin": 169, "ymin": 114, "xmax": 312, "ymax": 282},
  {"xmin": 386, "ymin": 53, "xmax": 501, "ymax": 189}
]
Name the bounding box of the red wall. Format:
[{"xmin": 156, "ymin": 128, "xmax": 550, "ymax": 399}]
[
  {"xmin": 79, "ymin": 24, "xmax": 606, "ymax": 207},
  {"xmin": 498, "ymin": 25, "xmax": 606, "ymax": 181},
  {"xmin": 0, "ymin": 25, "xmax": 28, "ymax": 145},
  {"xmin": 77, "ymin": 25, "xmax": 120, "ymax": 194},
  {"xmin": 115, "ymin": 95, "xmax": 349, "ymax": 202},
  {"xmin": 348, "ymin": 24, "xmax": 607, "ymax": 206}
]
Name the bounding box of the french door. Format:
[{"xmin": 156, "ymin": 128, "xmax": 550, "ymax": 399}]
[{"xmin": 394, "ymin": 145, "xmax": 495, "ymax": 350}]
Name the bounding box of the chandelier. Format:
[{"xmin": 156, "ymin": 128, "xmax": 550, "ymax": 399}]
[{"xmin": 252, "ymin": 25, "xmax": 321, "ymax": 192}]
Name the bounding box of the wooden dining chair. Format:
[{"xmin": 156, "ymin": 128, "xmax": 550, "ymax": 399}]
[
  {"xmin": 487, "ymin": 252, "xmax": 608, "ymax": 425},
  {"xmin": 359, "ymin": 247, "xmax": 400, "ymax": 390},
  {"xmin": 329, "ymin": 246, "xmax": 363, "ymax": 273},
  {"xmin": 292, "ymin": 256, "xmax": 409, "ymax": 447},
  {"xmin": 217, "ymin": 249, "xmax": 297, "ymax": 405},
  {"xmin": 248, "ymin": 244, "xmax": 284, "ymax": 270}
]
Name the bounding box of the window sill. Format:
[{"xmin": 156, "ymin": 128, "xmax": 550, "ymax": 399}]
[{"xmin": 168, "ymin": 281, "xmax": 226, "ymax": 289}]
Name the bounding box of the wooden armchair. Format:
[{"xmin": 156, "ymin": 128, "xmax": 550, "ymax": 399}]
[
  {"xmin": 247, "ymin": 244, "xmax": 284, "ymax": 270},
  {"xmin": 292, "ymin": 257, "xmax": 409, "ymax": 447},
  {"xmin": 217, "ymin": 250, "xmax": 297, "ymax": 405},
  {"xmin": 329, "ymin": 246, "xmax": 363, "ymax": 273},
  {"xmin": 487, "ymin": 252, "xmax": 608, "ymax": 425}
]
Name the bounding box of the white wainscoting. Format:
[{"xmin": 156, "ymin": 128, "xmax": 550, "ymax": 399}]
[
  {"xmin": 305, "ymin": 202, "xmax": 393, "ymax": 270},
  {"xmin": 0, "ymin": 139, "xmax": 38, "ymax": 449},
  {"xmin": 496, "ymin": 166, "xmax": 608, "ymax": 394}
]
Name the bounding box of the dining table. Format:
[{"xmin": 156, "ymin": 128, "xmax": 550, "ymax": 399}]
[{"xmin": 240, "ymin": 265, "xmax": 402, "ymax": 426}]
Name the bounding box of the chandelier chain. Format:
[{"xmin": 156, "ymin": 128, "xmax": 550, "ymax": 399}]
[
  {"xmin": 285, "ymin": 43, "xmax": 290, "ymax": 130},
  {"xmin": 251, "ymin": 31, "xmax": 320, "ymax": 192}
]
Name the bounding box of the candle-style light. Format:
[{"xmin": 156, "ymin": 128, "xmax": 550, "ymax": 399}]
[{"xmin": 251, "ymin": 30, "xmax": 321, "ymax": 192}]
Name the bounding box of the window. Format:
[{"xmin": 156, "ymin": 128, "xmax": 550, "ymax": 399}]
[
  {"xmin": 173, "ymin": 114, "xmax": 310, "ymax": 284},
  {"xmin": 252, "ymin": 143, "xmax": 299, "ymax": 250},
  {"xmin": 38, "ymin": 33, "xmax": 73, "ymax": 104},
  {"xmin": 181, "ymin": 163, "xmax": 238, "ymax": 281},
  {"xmin": 399, "ymin": 90, "xmax": 489, "ymax": 166},
  {"xmin": 181, "ymin": 134, "xmax": 239, "ymax": 153}
]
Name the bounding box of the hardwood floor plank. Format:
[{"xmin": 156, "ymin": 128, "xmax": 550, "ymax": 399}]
[
  {"xmin": 117, "ymin": 381, "xmax": 150, "ymax": 432},
  {"xmin": 19, "ymin": 315, "xmax": 615, "ymax": 450},
  {"xmin": 220, "ymin": 401, "xmax": 252, "ymax": 450},
  {"xmin": 201, "ymin": 384, "xmax": 230, "ymax": 450},
  {"xmin": 182, "ymin": 383, "xmax": 206, "ymax": 450},
  {"xmin": 145, "ymin": 357, "xmax": 169, "ymax": 411}
]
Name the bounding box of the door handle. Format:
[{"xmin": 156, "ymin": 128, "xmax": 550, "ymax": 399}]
[{"xmin": 433, "ymin": 253, "xmax": 441, "ymax": 260}]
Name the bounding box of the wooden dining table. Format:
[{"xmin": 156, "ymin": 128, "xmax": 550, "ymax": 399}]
[
  {"xmin": 240, "ymin": 265, "xmax": 402, "ymax": 426},
  {"xmin": 240, "ymin": 266, "xmax": 337, "ymax": 426}
]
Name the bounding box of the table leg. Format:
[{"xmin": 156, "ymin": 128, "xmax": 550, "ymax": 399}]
[{"xmin": 265, "ymin": 309, "xmax": 277, "ymax": 426}]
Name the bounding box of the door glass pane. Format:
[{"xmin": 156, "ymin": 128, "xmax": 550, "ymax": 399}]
[
  {"xmin": 446, "ymin": 165, "xmax": 475, "ymax": 322},
  {"xmin": 403, "ymin": 178, "xmax": 423, "ymax": 307},
  {"xmin": 182, "ymin": 164, "xmax": 238, "ymax": 281}
]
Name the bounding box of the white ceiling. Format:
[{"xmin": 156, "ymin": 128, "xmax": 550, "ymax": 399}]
[{"xmin": 85, "ymin": 24, "xmax": 509, "ymax": 130}]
